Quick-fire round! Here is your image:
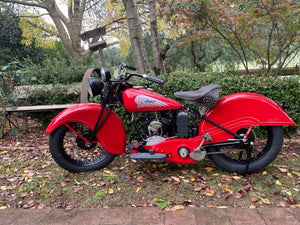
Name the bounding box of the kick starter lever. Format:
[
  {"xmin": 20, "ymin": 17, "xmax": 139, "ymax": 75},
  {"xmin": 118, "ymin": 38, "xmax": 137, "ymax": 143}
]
[{"xmin": 189, "ymin": 133, "xmax": 212, "ymax": 161}]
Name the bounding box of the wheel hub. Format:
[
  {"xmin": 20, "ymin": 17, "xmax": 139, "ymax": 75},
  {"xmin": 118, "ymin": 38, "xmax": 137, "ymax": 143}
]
[
  {"xmin": 236, "ymin": 127, "xmax": 256, "ymax": 151},
  {"xmin": 76, "ymin": 130, "xmax": 96, "ymax": 150}
]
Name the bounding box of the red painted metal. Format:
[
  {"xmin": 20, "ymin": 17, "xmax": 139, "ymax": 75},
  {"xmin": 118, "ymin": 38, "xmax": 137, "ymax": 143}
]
[
  {"xmin": 144, "ymin": 137, "xmax": 200, "ymax": 164},
  {"xmin": 198, "ymin": 92, "xmax": 295, "ymax": 143},
  {"xmin": 122, "ymin": 87, "xmax": 182, "ymax": 112},
  {"xmin": 45, "ymin": 103, "xmax": 126, "ymax": 154},
  {"xmin": 135, "ymin": 92, "xmax": 296, "ymax": 164},
  {"xmin": 46, "ymin": 92, "xmax": 295, "ymax": 164}
]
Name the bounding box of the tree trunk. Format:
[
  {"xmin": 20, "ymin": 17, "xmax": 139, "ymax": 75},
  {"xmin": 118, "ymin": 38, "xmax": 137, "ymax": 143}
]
[
  {"xmin": 47, "ymin": 0, "xmax": 85, "ymax": 65},
  {"xmin": 2, "ymin": 0, "xmax": 91, "ymax": 65},
  {"xmin": 122, "ymin": 0, "xmax": 149, "ymax": 74},
  {"xmin": 149, "ymin": 0, "xmax": 164, "ymax": 75}
]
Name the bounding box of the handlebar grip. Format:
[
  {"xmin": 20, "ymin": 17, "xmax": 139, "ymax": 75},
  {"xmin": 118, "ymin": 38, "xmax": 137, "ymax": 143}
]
[
  {"xmin": 124, "ymin": 64, "xmax": 136, "ymax": 71},
  {"xmin": 144, "ymin": 75, "xmax": 165, "ymax": 85}
]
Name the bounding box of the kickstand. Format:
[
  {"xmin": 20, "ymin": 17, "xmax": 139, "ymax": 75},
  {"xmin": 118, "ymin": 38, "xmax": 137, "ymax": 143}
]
[
  {"xmin": 245, "ymin": 145, "xmax": 252, "ymax": 175},
  {"xmin": 189, "ymin": 133, "xmax": 212, "ymax": 161}
]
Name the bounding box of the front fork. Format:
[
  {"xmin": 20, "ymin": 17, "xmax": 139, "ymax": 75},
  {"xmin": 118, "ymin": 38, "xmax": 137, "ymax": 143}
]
[{"xmin": 64, "ymin": 107, "xmax": 112, "ymax": 146}]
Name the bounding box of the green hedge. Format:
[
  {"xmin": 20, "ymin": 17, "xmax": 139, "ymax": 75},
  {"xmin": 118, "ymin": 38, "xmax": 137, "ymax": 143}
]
[
  {"xmin": 21, "ymin": 58, "xmax": 88, "ymax": 85},
  {"xmin": 161, "ymin": 71, "xmax": 299, "ymax": 124},
  {"xmin": 26, "ymin": 86, "xmax": 80, "ymax": 126}
]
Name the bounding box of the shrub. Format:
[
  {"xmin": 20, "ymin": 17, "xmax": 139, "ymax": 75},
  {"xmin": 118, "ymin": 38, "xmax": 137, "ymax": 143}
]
[
  {"xmin": 0, "ymin": 62, "xmax": 22, "ymax": 138},
  {"xmin": 26, "ymin": 86, "xmax": 80, "ymax": 126},
  {"xmin": 21, "ymin": 57, "xmax": 88, "ymax": 85},
  {"xmin": 160, "ymin": 71, "xmax": 299, "ymax": 133}
]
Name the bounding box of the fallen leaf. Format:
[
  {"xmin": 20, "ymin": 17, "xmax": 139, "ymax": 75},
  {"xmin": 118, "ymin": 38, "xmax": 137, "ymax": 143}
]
[
  {"xmin": 283, "ymin": 190, "xmax": 292, "ymax": 196},
  {"xmin": 233, "ymin": 190, "xmax": 246, "ymax": 199},
  {"xmin": 182, "ymin": 179, "xmax": 189, "ymax": 183},
  {"xmin": 137, "ymin": 176, "xmax": 144, "ymax": 183},
  {"xmin": 278, "ymin": 166, "xmax": 289, "ymax": 173},
  {"xmin": 97, "ymin": 181, "xmax": 107, "ymax": 187},
  {"xmin": 171, "ymin": 176, "xmax": 181, "ymax": 184},
  {"xmin": 223, "ymin": 193, "xmax": 232, "ymax": 199},
  {"xmin": 243, "ymin": 184, "xmax": 253, "ymax": 191},
  {"xmin": 103, "ymin": 169, "xmax": 113, "ymax": 174},
  {"xmin": 65, "ymin": 205, "xmax": 74, "ymax": 211},
  {"xmin": 224, "ymin": 185, "xmax": 233, "ymax": 194},
  {"xmin": 23, "ymin": 200, "xmax": 35, "ymax": 209},
  {"xmin": 173, "ymin": 205, "xmax": 184, "ymax": 210},
  {"xmin": 60, "ymin": 182, "xmax": 67, "ymax": 187},
  {"xmin": 221, "ymin": 175, "xmax": 232, "ymax": 182},
  {"xmin": 194, "ymin": 187, "xmax": 203, "ymax": 192},
  {"xmin": 292, "ymin": 171, "xmax": 300, "ymax": 176},
  {"xmin": 0, "ymin": 186, "xmax": 7, "ymax": 191},
  {"xmin": 82, "ymin": 180, "xmax": 89, "ymax": 185},
  {"xmin": 205, "ymin": 167, "xmax": 214, "ymax": 172},
  {"xmin": 278, "ymin": 201, "xmax": 287, "ymax": 207},
  {"xmin": 250, "ymin": 196, "xmax": 259, "ymax": 203},
  {"xmin": 19, "ymin": 192, "xmax": 28, "ymax": 198},
  {"xmin": 232, "ymin": 175, "xmax": 241, "ymax": 180},
  {"xmin": 161, "ymin": 177, "xmax": 172, "ymax": 182},
  {"xmin": 136, "ymin": 187, "xmax": 142, "ymax": 193},
  {"xmin": 37, "ymin": 204, "xmax": 45, "ymax": 209},
  {"xmin": 72, "ymin": 186, "xmax": 83, "ymax": 193},
  {"xmin": 262, "ymin": 198, "xmax": 271, "ymax": 205},
  {"xmin": 287, "ymin": 196, "xmax": 297, "ymax": 205},
  {"xmin": 205, "ymin": 187, "xmax": 215, "ymax": 196}
]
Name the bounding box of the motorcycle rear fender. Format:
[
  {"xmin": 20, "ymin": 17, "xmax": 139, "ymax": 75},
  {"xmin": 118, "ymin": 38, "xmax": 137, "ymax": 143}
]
[
  {"xmin": 45, "ymin": 103, "xmax": 126, "ymax": 155},
  {"xmin": 199, "ymin": 92, "xmax": 295, "ymax": 142}
]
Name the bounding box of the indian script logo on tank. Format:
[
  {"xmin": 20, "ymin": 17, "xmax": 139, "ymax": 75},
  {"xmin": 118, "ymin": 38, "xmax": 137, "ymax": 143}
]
[{"xmin": 135, "ymin": 95, "xmax": 168, "ymax": 108}]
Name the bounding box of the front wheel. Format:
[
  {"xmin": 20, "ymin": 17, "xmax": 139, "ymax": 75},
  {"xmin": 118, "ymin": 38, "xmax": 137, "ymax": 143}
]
[
  {"xmin": 49, "ymin": 123, "xmax": 116, "ymax": 172},
  {"xmin": 207, "ymin": 126, "xmax": 284, "ymax": 174}
]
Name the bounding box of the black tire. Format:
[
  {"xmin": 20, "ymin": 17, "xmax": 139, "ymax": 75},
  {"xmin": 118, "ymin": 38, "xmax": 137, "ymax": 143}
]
[
  {"xmin": 49, "ymin": 123, "xmax": 116, "ymax": 172},
  {"xmin": 207, "ymin": 126, "xmax": 284, "ymax": 174}
]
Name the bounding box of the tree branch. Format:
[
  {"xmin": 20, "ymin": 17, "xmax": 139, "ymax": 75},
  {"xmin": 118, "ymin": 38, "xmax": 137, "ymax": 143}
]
[{"xmin": 0, "ymin": 0, "xmax": 47, "ymax": 9}]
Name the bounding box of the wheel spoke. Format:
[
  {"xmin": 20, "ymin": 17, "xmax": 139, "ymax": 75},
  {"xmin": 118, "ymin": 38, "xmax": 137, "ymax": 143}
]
[
  {"xmin": 62, "ymin": 123, "xmax": 108, "ymax": 164},
  {"xmin": 49, "ymin": 122, "xmax": 116, "ymax": 172},
  {"xmin": 218, "ymin": 126, "xmax": 267, "ymax": 162}
]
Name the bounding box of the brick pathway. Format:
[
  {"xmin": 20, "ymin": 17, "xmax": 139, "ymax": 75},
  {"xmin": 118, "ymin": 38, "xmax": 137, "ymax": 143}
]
[{"xmin": 0, "ymin": 207, "xmax": 299, "ymax": 225}]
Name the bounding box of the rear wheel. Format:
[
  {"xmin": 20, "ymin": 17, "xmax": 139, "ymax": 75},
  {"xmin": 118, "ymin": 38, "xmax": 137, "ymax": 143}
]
[
  {"xmin": 49, "ymin": 123, "xmax": 116, "ymax": 172},
  {"xmin": 207, "ymin": 126, "xmax": 284, "ymax": 174}
]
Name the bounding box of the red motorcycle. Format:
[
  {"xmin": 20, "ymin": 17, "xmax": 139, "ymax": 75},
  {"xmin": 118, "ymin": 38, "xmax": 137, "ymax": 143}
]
[{"xmin": 45, "ymin": 64, "xmax": 295, "ymax": 174}]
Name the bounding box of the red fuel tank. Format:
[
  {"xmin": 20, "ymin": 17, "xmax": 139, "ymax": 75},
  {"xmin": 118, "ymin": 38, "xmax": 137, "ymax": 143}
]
[{"xmin": 122, "ymin": 88, "xmax": 182, "ymax": 112}]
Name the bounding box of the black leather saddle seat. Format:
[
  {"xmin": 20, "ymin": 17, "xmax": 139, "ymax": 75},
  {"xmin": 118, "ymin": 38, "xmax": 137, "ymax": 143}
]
[{"xmin": 174, "ymin": 84, "xmax": 222, "ymax": 107}]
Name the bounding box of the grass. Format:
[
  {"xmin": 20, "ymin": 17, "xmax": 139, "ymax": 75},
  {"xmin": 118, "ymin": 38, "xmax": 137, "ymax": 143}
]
[{"xmin": 0, "ymin": 123, "xmax": 299, "ymax": 209}]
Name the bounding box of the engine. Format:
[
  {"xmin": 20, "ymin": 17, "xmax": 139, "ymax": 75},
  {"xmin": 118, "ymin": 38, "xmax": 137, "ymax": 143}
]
[
  {"xmin": 133, "ymin": 111, "xmax": 175, "ymax": 143},
  {"xmin": 133, "ymin": 111, "xmax": 192, "ymax": 145}
]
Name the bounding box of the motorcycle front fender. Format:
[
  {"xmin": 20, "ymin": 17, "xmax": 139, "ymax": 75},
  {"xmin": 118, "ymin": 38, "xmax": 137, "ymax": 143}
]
[
  {"xmin": 199, "ymin": 92, "xmax": 295, "ymax": 142},
  {"xmin": 45, "ymin": 103, "xmax": 126, "ymax": 155}
]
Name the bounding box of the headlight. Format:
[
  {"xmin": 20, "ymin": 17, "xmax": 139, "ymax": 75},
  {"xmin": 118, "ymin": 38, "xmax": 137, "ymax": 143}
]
[
  {"xmin": 101, "ymin": 68, "xmax": 111, "ymax": 82},
  {"xmin": 88, "ymin": 77, "xmax": 104, "ymax": 97}
]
